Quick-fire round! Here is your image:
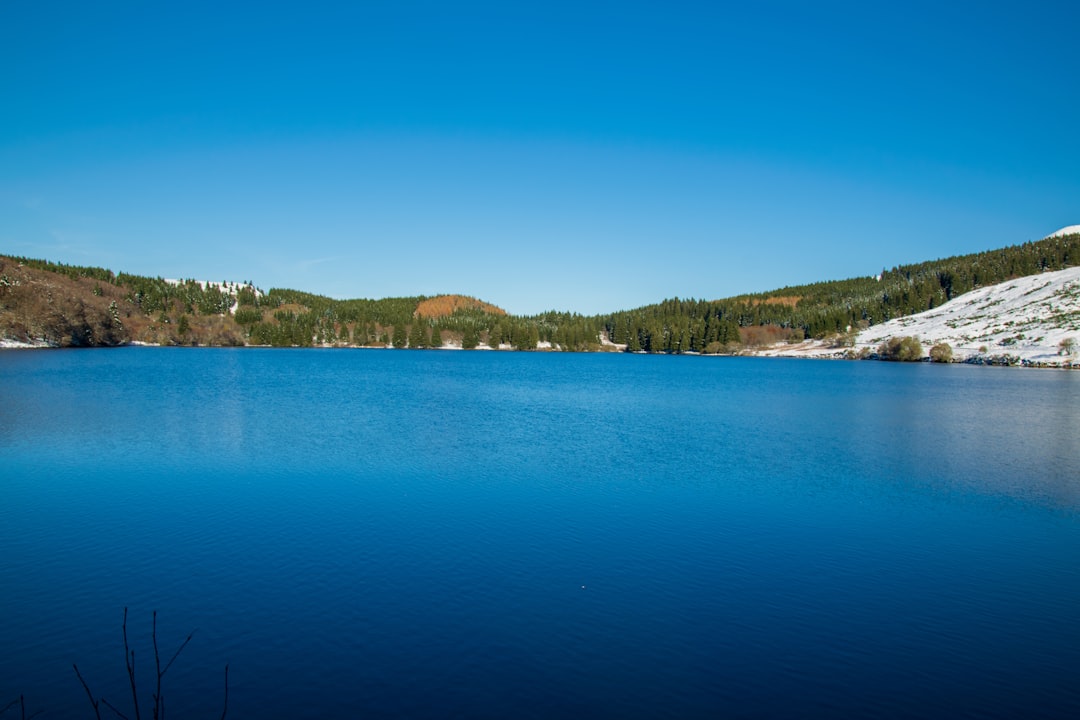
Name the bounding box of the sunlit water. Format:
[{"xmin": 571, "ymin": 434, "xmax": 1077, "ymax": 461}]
[{"xmin": 2, "ymin": 348, "xmax": 1078, "ymax": 718}]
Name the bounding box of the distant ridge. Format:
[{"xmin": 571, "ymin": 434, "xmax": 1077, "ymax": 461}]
[{"xmin": 3, "ymin": 223, "xmax": 1079, "ymax": 355}]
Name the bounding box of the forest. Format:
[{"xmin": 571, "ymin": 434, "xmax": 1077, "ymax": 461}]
[{"xmin": 2, "ymin": 230, "xmax": 1077, "ymax": 351}]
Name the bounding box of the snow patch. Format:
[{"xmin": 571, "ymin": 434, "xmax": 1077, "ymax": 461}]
[
  {"xmin": 1045, "ymin": 225, "xmax": 1080, "ymax": 238},
  {"xmin": 162, "ymin": 278, "xmax": 263, "ymax": 315},
  {"xmin": 751, "ymin": 266, "xmax": 1080, "ymax": 366},
  {"xmin": 852, "ymin": 266, "xmax": 1080, "ymax": 364},
  {"xmin": 0, "ymin": 338, "xmax": 54, "ymax": 349}
]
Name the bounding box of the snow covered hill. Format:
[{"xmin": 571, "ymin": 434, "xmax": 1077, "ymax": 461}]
[
  {"xmin": 1047, "ymin": 225, "xmax": 1080, "ymax": 238},
  {"xmin": 758, "ymin": 226, "xmax": 1080, "ymax": 366},
  {"xmin": 853, "ymin": 265, "xmax": 1080, "ymax": 365}
]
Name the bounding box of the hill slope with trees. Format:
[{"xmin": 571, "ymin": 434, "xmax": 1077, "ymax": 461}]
[
  {"xmin": 2, "ymin": 228, "xmax": 1077, "ymax": 353},
  {"xmin": 599, "ymin": 229, "xmax": 1079, "ymax": 354}
]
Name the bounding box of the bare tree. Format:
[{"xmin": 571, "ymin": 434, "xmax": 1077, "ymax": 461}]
[
  {"xmin": 72, "ymin": 608, "xmax": 228, "ymax": 720},
  {"xmin": 0, "ymin": 695, "xmax": 44, "ymax": 720}
]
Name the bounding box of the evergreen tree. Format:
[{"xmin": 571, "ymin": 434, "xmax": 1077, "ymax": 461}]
[
  {"xmin": 409, "ymin": 320, "xmax": 427, "ymax": 348},
  {"xmin": 461, "ymin": 324, "xmax": 479, "ymax": 349}
]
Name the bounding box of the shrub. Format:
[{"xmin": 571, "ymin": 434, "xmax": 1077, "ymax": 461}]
[
  {"xmin": 877, "ymin": 336, "xmax": 924, "ymax": 362},
  {"xmin": 929, "ymin": 342, "xmax": 954, "ymax": 363},
  {"xmin": 1060, "ymin": 337, "xmax": 1076, "ymax": 356},
  {"xmin": 845, "ymin": 346, "xmax": 872, "ymax": 360},
  {"xmin": 704, "ymin": 340, "xmax": 739, "ymax": 355}
]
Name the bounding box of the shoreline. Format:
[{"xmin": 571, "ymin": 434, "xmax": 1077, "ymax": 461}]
[{"xmin": 4, "ymin": 336, "xmax": 1076, "ymax": 369}]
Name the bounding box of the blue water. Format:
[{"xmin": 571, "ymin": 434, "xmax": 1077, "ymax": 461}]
[{"xmin": 2, "ymin": 348, "xmax": 1078, "ymax": 718}]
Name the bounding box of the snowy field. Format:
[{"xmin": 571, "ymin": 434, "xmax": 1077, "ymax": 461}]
[{"xmin": 762, "ymin": 266, "xmax": 1080, "ymax": 366}]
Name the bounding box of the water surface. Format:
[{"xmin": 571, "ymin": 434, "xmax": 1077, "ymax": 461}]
[{"xmin": 2, "ymin": 349, "xmax": 1078, "ymax": 718}]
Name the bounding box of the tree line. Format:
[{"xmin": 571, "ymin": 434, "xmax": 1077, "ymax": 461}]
[
  {"xmin": 599, "ymin": 231, "xmax": 1079, "ymax": 349},
  {"xmin": 5, "ymin": 229, "xmax": 1077, "ymax": 350}
]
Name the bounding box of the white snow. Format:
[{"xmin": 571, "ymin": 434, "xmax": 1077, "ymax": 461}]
[
  {"xmin": 754, "ymin": 266, "xmax": 1080, "ymax": 366},
  {"xmin": 163, "ymin": 278, "xmax": 263, "ymax": 314},
  {"xmin": 0, "ymin": 338, "xmax": 54, "ymax": 349},
  {"xmin": 1046, "ymin": 225, "xmax": 1080, "ymax": 239},
  {"xmin": 853, "ymin": 266, "xmax": 1080, "ymax": 364},
  {"xmin": 598, "ymin": 330, "xmax": 626, "ymax": 350}
]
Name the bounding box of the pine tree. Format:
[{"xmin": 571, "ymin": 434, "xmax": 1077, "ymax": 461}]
[
  {"xmin": 409, "ymin": 320, "xmax": 427, "ymax": 348},
  {"xmin": 461, "ymin": 324, "xmax": 479, "ymax": 349}
]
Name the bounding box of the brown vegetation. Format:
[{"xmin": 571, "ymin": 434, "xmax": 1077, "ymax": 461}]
[
  {"xmin": 878, "ymin": 336, "xmax": 924, "ymax": 361},
  {"xmin": 733, "ymin": 295, "xmax": 802, "ymax": 308},
  {"xmin": 755, "ymin": 295, "xmax": 802, "ymax": 307},
  {"xmin": 414, "ymin": 294, "xmax": 506, "ymax": 319},
  {"xmin": 739, "ymin": 324, "xmax": 804, "ymax": 346},
  {"xmin": 0, "ymin": 257, "xmax": 131, "ymax": 346},
  {"xmin": 0, "ymin": 256, "xmax": 248, "ymax": 347},
  {"xmin": 929, "ymin": 342, "xmax": 954, "ymax": 363}
]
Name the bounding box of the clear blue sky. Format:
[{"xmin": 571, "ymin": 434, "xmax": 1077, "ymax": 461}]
[{"xmin": 2, "ymin": 1, "xmax": 1077, "ymax": 315}]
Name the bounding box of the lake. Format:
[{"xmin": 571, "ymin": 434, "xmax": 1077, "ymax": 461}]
[{"xmin": 1, "ymin": 348, "xmax": 1078, "ymax": 718}]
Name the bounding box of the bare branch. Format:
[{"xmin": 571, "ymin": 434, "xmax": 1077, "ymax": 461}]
[
  {"xmin": 152, "ymin": 612, "xmax": 161, "ymax": 720},
  {"xmin": 101, "ymin": 697, "xmax": 132, "ymax": 720},
  {"xmin": 122, "ymin": 608, "xmax": 141, "ymax": 720},
  {"xmin": 219, "ymin": 664, "xmax": 229, "ymax": 720},
  {"xmin": 68, "ymin": 610, "xmax": 220, "ymax": 720},
  {"xmin": 73, "ymin": 663, "xmax": 103, "ymax": 720},
  {"xmin": 0, "ymin": 695, "xmax": 42, "ymax": 720},
  {"xmin": 160, "ymin": 631, "xmax": 195, "ymax": 679}
]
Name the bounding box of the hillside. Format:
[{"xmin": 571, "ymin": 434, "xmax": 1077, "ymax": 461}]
[
  {"xmin": 0, "ymin": 256, "xmax": 526, "ymax": 350},
  {"xmin": 2, "ymin": 226, "xmax": 1079, "ymax": 359},
  {"xmin": 757, "ymin": 265, "xmax": 1080, "ymax": 366},
  {"xmin": 0, "ymin": 257, "xmax": 134, "ymax": 348},
  {"xmin": 415, "ymin": 295, "xmax": 506, "ymax": 318},
  {"xmin": 599, "ymin": 226, "xmax": 1080, "ymax": 355},
  {"xmin": 854, "ymin": 266, "xmax": 1080, "ymax": 365}
]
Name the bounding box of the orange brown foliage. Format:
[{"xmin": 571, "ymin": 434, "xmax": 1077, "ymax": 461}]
[
  {"xmin": 415, "ymin": 295, "xmax": 506, "ymax": 318},
  {"xmin": 0, "ymin": 258, "xmax": 132, "ymax": 346},
  {"xmin": 739, "ymin": 324, "xmax": 804, "ymax": 346},
  {"xmin": 0, "ymin": 256, "xmax": 248, "ymax": 347},
  {"xmin": 754, "ymin": 296, "xmax": 802, "ymax": 307}
]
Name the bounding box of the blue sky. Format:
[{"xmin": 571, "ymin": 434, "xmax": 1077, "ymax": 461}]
[{"xmin": 2, "ymin": 1, "xmax": 1077, "ymax": 315}]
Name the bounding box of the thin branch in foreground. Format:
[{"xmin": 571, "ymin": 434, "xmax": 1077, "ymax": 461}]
[
  {"xmin": 0, "ymin": 695, "xmax": 42, "ymax": 720},
  {"xmin": 71, "ymin": 610, "xmax": 222, "ymax": 720},
  {"xmin": 152, "ymin": 609, "xmax": 197, "ymax": 720},
  {"xmin": 121, "ymin": 608, "xmax": 141, "ymax": 720},
  {"xmin": 0, "ymin": 697, "xmax": 22, "ymax": 718},
  {"xmin": 73, "ymin": 663, "xmax": 103, "ymax": 720},
  {"xmin": 0, "ymin": 694, "xmax": 44, "ymax": 720},
  {"xmin": 152, "ymin": 612, "xmax": 161, "ymax": 720},
  {"xmin": 101, "ymin": 697, "xmax": 131, "ymax": 720},
  {"xmin": 219, "ymin": 664, "xmax": 229, "ymax": 720},
  {"xmin": 160, "ymin": 630, "xmax": 195, "ymax": 679}
]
